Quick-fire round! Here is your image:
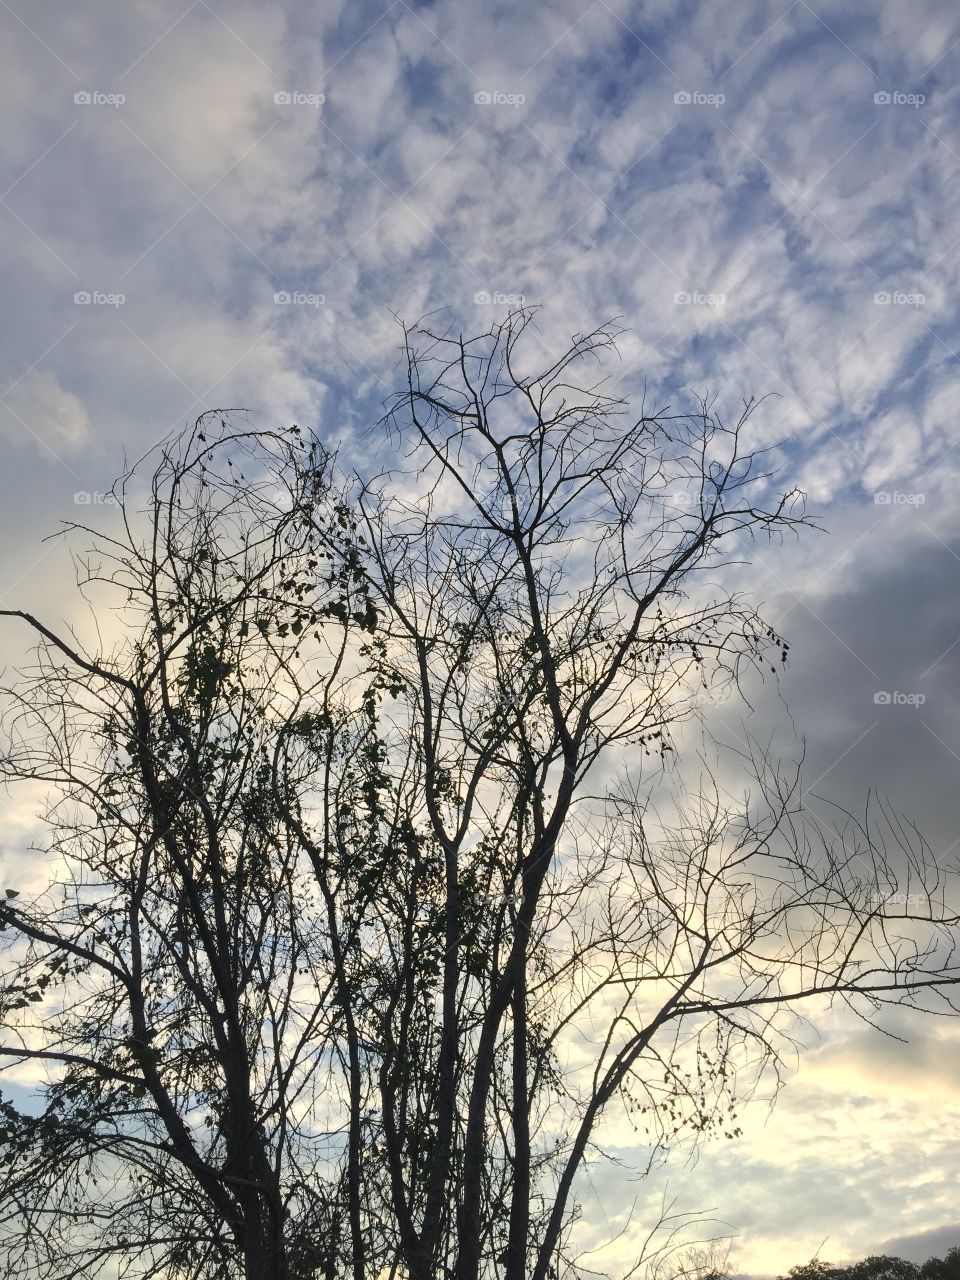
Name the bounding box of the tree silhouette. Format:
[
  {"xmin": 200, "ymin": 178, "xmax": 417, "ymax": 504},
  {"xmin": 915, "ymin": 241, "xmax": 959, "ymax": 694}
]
[
  {"xmin": 1, "ymin": 311, "xmax": 958, "ymax": 1279},
  {"xmin": 782, "ymin": 1247, "xmax": 960, "ymax": 1280}
]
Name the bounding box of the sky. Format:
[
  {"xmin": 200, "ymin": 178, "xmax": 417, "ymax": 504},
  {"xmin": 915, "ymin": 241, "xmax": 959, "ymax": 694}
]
[{"xmin": 1, "ymin": 0, "xmax": 959, "ymax": 1274}]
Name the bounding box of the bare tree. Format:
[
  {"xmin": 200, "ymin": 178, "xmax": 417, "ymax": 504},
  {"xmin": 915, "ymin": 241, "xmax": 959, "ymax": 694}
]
[{"xmin": 0, "ymin": 310, "xmax": 957, "ymax": 1280}]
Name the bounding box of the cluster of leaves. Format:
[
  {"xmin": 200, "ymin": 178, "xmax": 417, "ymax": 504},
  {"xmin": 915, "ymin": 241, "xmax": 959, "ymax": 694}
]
[{"xmin": 625, "ymin": 1034, "xmax": 743, "ymax": 1145}]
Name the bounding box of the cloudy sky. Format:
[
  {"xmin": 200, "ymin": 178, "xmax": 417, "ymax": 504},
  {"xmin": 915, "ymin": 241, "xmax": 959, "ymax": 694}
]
[{"xmin": 1, "ymin": 0, "xmax": 959, "ymax": 1273}]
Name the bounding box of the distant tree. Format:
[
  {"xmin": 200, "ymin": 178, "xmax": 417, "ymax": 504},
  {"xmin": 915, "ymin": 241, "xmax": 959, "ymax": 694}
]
[
  {"xmin": 921, "ymin": 1248, "xmax": 960, "ymax": 1280},
  {"xmin": 1, "ymin": 310, "xmax": 959, "ymax": 1280},
  {"xmin": 847, "ymin": 1257, "xmax": 922, "ymax": 1280},
  {"xmin": 782, "ymin": 1249, "xmax": 960, "ymax": 1280},
  {"xmin": 647, "ymin": 1228, "xmax": 736, "ymax": 1280},
  {"xmin": 786, "ymin": 1263, "xmax": 840, "ymax": 1280}
]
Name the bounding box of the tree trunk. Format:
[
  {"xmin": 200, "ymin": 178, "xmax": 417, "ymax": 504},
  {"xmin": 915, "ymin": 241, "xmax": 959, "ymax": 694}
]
[
  {"xmin": 241, "ymin": 1191, "xmax": 290, "ymax": 1280},
  {"xmin": 505, "ymin": 961, "xmax": 530, "ymax": 1280}
]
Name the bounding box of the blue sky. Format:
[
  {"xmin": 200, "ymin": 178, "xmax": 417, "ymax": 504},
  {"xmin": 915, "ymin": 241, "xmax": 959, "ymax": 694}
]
[{"xmin": 1, "ymin": 0, "xmax": 959, "ymax": 1273}]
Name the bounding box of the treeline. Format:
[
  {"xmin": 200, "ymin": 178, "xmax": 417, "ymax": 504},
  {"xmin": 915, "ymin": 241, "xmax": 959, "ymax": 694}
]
[{"xmin": 780, "ymin": 1248, "xmax": 960, "ymax": 1280}]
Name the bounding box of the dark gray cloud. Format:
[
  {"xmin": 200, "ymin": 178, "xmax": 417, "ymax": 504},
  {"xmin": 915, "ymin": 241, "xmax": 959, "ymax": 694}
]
[
  {"xmin": 714, "ymin": 516, "xmax": 960, "ymax": 862},
  {"xmin": 879, "ymin": 1224, "xmax": 960, "ymax": 1264}
]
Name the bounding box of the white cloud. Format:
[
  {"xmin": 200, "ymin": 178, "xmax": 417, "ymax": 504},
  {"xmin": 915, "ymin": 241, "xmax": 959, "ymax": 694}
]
[{"xmin": 0, "ymin": 369, "xmax": 93, "ymax": 459}]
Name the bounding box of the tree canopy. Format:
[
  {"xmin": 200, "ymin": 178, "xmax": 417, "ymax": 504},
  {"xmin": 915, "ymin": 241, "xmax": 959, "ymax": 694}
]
[{"xmin": 782, "ymin": 1247, "xmax": 960, "ymax": 1280}]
